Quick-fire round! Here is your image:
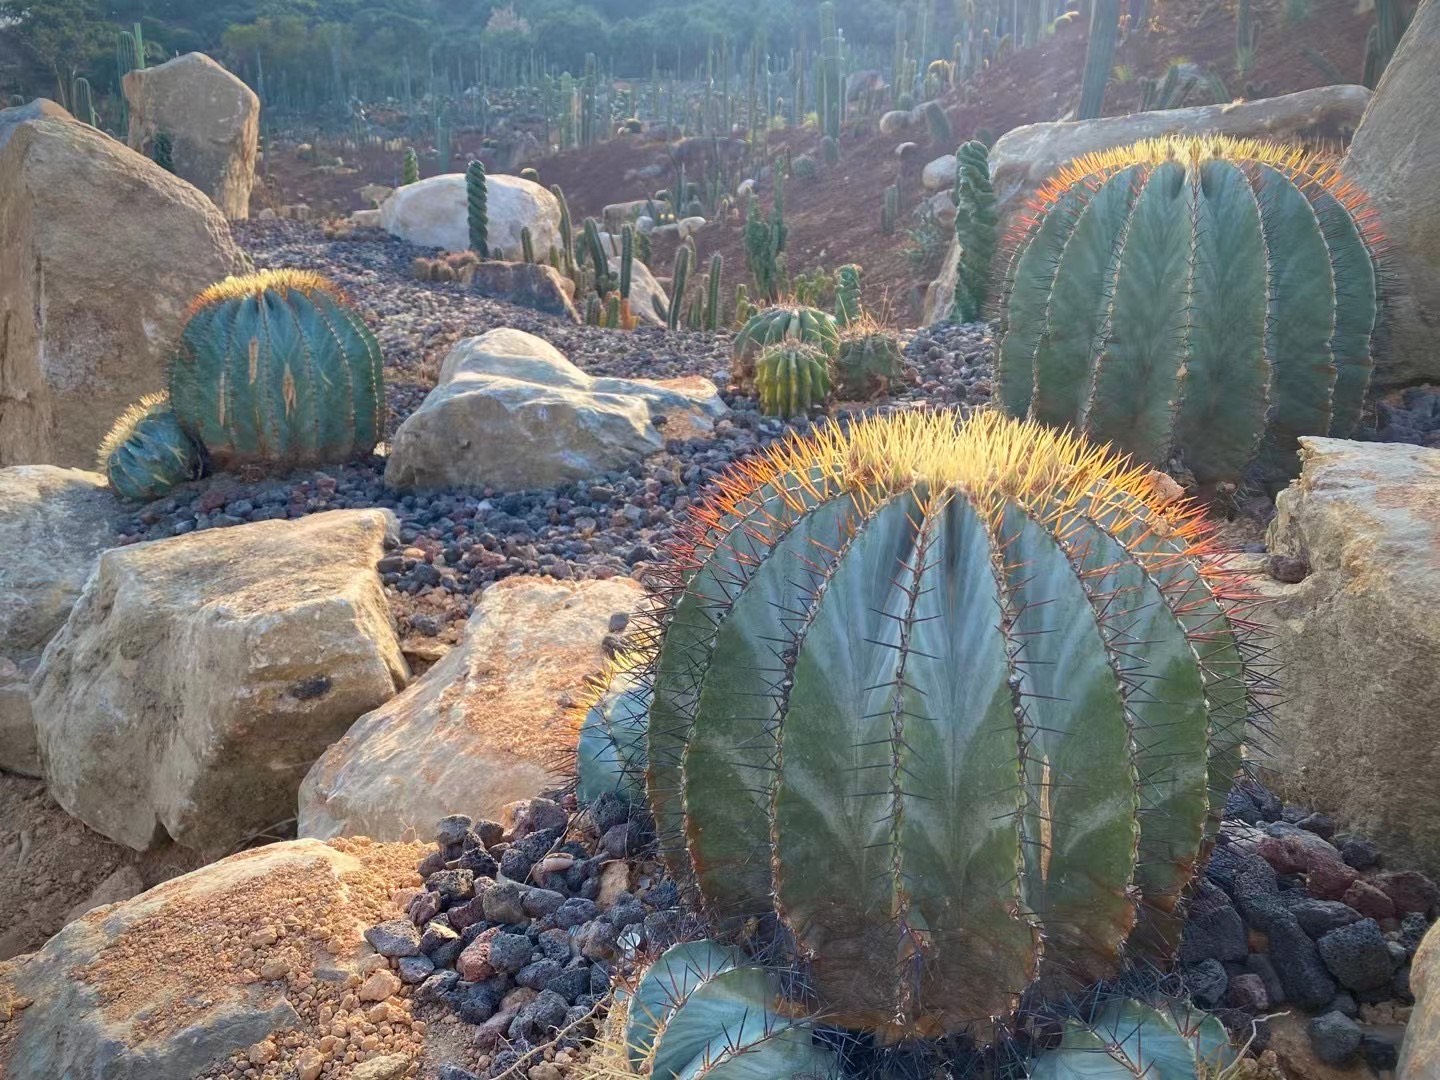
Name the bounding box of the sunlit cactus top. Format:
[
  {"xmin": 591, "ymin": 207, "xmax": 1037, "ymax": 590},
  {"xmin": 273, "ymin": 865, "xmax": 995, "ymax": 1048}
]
[
  {"xmin": 632, "ymin": 409, "xmax": 1266, "ymax": 1040},
  {"xmin": 997, "ymin": 134, "xmax": 1385, "ymax": 488}
]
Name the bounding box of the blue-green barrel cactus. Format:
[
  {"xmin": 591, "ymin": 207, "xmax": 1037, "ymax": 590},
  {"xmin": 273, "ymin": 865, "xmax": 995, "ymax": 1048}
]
[
  {"xmin": 170, "ymin": 270, "xmax": 385, "ymax": 469},
  {"xmin": 996, "ymin": 135, "xmax": 1384, "ymax": 487},
  {"xmin": 574, "ymin": 652, "xmax": 651, "ymax": 806},
  {"xmin": 640, "ymin": 409, "xmax": 1258, "ymax": 1039},
  {"xmin": 98, "ymin": 393, "xmax": 204, "ymax": 502},
  {"xmin": 1029, "ymin": 998, "xmax": 1236, "ymax": 1080}
]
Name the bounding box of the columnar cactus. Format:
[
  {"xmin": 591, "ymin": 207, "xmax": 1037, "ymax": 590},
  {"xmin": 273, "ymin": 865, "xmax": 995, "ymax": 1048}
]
[
  {"xmin": 997, "ymin": 136, "xmax": 1384, "ymax": 486},
  {"xmin": 466, "ymin": 159, "xmax": 489, "ymax": 258},
  {"xmin": 951, "ymin": 140, "xmax": 997, "ymax": 323},
  {"xmin": 755, "ymin": 343, "xmax": 832, "ymax": 418},
  {"xmin": 98, "ymin": 393, "xmax": 204, "ymax": 502},
  {"xmin": 551, "ymin": 183, "xmax": 576, "ymax": 276},
  {"xmin": 667, "ymin": 246, "xmax": 692, "ymax": 331},
  {"xmin": 834, "ymin": 263, "xmax": 863, "ymax": 325},
  {"xmin": 520, "ymin": 225, "xmax": 535, "ymax": 264},
  {"xmin": 1078, "ymin": 0, "xmax": 1121, "ymax": 118},
  {"xmin": 642, "ymin": 410, "xmax": 1257, "ymax": 1038},
  {"xmin": 402, "ymin": 147, "xmax": 419, "ymax": 186},
  {"xmin": 924, "ymin": 100, "xmax": 954, "ymax": 144},
  {"xmin": 170, "ymin": 270, "xmax": 385, "ymax": 468},
  {"xmin": 705, "ymin": 253, "xmax": 723, "ymax": 332}
]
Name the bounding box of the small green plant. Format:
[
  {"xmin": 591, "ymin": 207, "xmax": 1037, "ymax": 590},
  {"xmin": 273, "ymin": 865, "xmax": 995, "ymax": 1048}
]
[
  {"xmin": 98, "ymin": 393, "xmax": 204, "ymax": 502},
  {"xmin": 520, "ymin": 225, "xmax": 535, "ymax": 264},
  {"xmin": 755, "ymin": 343, "xmax": 832, "ymax": 418},
  {"xmin": 951, "ymin": 140, "xmax": 997, "ymax": 323},
  {"xmin": 402, "ymin": 147, "xmax": 419, "ymax": 186},
  {"xmin": 465, "ymin": 159, "xmax": 489, "ymax": 258},
  {"xmin": 151, "ymin": 131, "xmax": 175, "ymax": 173}
]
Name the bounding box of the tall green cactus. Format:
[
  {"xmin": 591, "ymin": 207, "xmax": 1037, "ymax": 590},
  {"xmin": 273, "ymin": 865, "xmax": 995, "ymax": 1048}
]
[
  {"xmin": 817, "ymin": 2, "xmax": 844, "ymax": 140},
  {"xmin": 639, "ymin": 409, "xmax": 1256, "ymax": 1038},
  {"xmin": 1236, "ymin": 0, "xmax": 1259, "ymax": 77},
  {"xmin": 924, "ymin": 100, "xmax": 954, "ymax": 144},
  {"xmin": 70, "ymin": 76, "xmax": 97, "ymax": 128},
  {"xmin": 668, "ymin": 246, "xmax": 692, "ymax": 331},
  {"xmin": 755, "ymin": 343, "xmax": 832, "ymax": 418},
  {"xmin": 583, "ymin": 218, "xmax": 613, "ymax": 296},
  {"xmin": 834, "ymin": 263, "xmax": 863, "ymax": 325},
  {"xmin": 996, "ymin": 135, "xmax": 1384, "ymax": 486},
  {"xmin": 882, "ymin": 182, "xmax": 900, "ymax": 235},
  {"xmin": 402, "ymin": 147, "xmax": 419, "ymax": 186},
  {"xmin": 551, "ymin": 183, "xmax": 576, "ymax": 276},
  {"xmin": 951, "ymin": 140, "xmax": 997, "ymax": 323},
  {"xmin": 170, "ymin": 270, "xmax": 385, "ymax": 468},
  {"xmin": 705, "ymin": 253, "xmax": 723, "ymax": 332},
  {"xmin": 466, "ymin": 159, "xmax": 489, "ymax": 258},
  {"xmin": 520, "ymin": 225, "xmax": 535, "ymax": 264},
  {"xmin": 1078, "ymin": 0, "xmax": 1121, "ymax": 119},
  {"xmin": 97, "ymin": 393, "xmax": 204, "ymax": 502}
]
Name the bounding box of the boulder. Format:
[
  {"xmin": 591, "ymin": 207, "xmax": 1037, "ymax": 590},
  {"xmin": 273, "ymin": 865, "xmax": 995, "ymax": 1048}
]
[
  {"xmin": 31, "ymin": 510, "xmax": 408, "ymax": 856},
  {"xmin": 1402, "ymin": 922, "xmax": 1440, "ymax": 1079},
  {"xmin": 383, "ymin": 328, "xmax": 727, "ymax": 492},
  {"xmin": 880, "ymin": 110, "xmax": 916, "ymax": 135},
  {"xmin": 0, "ymin": 837, "xmax": 427, "ymax": 1079},
  {"xmin": 0, "ymin": 114, "xmax": 244, "ymax": 468},
  {"xmin": 463, "ymin": 260, "xmax": 579, "ymax": 322},
  {"xmin": 378, "ymin": 173, "xmax": 562, "ymax": 258},
  {"xmin": 123, "ymin": 52, "xmax": 260, "ymax": 220},
  {"xmin": 299, "ymin": 575, "xmax": 643, "ymax": 841},
  {"xmin": 922, "ymin": 153, "xmax": 958, "ymax": 191},
  {"xmin": 1342, "ymin": 0, "xmax": 1440, "ymax": 390},
  {"xmin": 0, "ymin": 467, "xmax": 123, "ymax": 776},
  {"xmin": 1253, "ymin": 438, "xmax": 1440, "ymax": 878},
  {"xmin": 924, "ymin": 235, "xmax": 963, "ymax": 326},
  {"xmin": 0, "ymin": 97, "xmax": 69, "ymax": 149}
]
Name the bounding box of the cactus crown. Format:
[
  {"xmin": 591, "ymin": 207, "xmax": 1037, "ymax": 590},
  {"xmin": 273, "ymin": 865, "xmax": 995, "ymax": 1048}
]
[
  {"xmin": 188, "ymin": 268, "xmax": 339, "ymax": 311},
  {"xmin": 634, "ymin": 409, "xmax": 1261, "ymax": 1040},
  {"xmin": 997, "ymin": 134, "xmax": 1384, "ymax": 486}
]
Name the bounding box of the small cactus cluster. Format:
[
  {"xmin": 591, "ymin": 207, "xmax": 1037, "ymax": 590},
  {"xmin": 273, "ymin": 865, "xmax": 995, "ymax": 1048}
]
[
  {"xmin": 755, "ymin": 344, "xmax": 832, "ymax": 418},
  {"xmin": 731, "ymin": 305, "xmax": 840, "ymax": 386},
  {"xmin": 833, "ymin": 263, "xmax": 863, "ymax": 326},
  {"xmin": 997, "ymin": 135, "xmax": 1385, "ymax": 487}
]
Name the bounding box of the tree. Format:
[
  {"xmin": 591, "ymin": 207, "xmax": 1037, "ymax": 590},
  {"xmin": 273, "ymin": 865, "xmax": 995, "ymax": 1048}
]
[{"xmin": 0, "ymin": 0, "xmax": 111, "ymax": 106}]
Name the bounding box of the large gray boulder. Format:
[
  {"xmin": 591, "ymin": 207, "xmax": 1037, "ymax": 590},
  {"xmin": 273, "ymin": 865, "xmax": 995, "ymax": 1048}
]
[
  {"xmin": 31, "ymin": 511, "xmax": 408, "ymax": 856},
  {"xmin": 0, "ymin": 467, "xmax": 123, "ymax": 776},
  {"xmin": 383, "ymin": 328, "xmax": 726, "ymax": 491},
  {"xmin": 1343, "ymin": 0, "xmax": 1440, "ymax": 389},
  {"xmin": 1254, "ymin": 437, "xmax": 1440, "ymax": 878},
  {"xmin": 0, "ymin": 113, "xmax": 244, "ymax": 467},
  {"xmin": 0, "ymin": 97, "xmax": 70, "ymax": 149},
  {"xmin": 299, "ymin": 575, "xmax": 642, "ymax": 841},
  {"xmin": 123, "ymin": 52, "xmax": 260, "ymax": 220},
  {"xmin": 379, "ymin": 172, "xmax": 563, "ymax": 258}
]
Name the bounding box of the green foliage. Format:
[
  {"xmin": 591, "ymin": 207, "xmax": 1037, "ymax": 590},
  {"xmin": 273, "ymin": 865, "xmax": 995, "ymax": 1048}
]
[
  {"xmin": 465, "ymin": 158, "xmax": 489, "ymax": 258},
  {"xmin": 833, "ymin": 263, "xmax": 863, "ymax": 326},
  {"xmin": 151, "ymin": 131, "xmax": 175, "ymax": 173},
  {"xmin": 668, "ymin": 245, "xmax": 692, "ymax": 331},
  {"xmin": 1078, "ymin": 0, "xmax": 1121, "ymax": 119},
  {"xmin": 732, "ymin": 305, "xmax": 840, "ymax": 384},
  {"xmin": 401, "ymin": 147, "xmax": 419, "ymax": 186},
  {"xmin": 755, "ymin": 343, "xmax": 832, "ymax": 417},
  {"xmin": 170, "ymin": 270, "xmax": 385, "ymax": 469},
  {"xmin": 640, "ymin": 408, "xmax": 1252, "ymax": 1035},
  {"xmin": 951, "ymin": 140, "xmax": 997, "ymax": 323},
  {"xmin": 98, "ymin": 393, "xmax": 203, "ymax": 503},
  {"xmin": 924, "ymin": 100, "xmax": 953, "ymax": 145},
  {"xmin": 1029, "ymin": 999, "xmax": 1236, "ymax": 1080},
  {"xmin": 996, "ymin": 137, "xmax": 1383, "ymax": 487},
  {"xmin": 834, "ymin": 326, "xmax": 904, "ymax": 399}
]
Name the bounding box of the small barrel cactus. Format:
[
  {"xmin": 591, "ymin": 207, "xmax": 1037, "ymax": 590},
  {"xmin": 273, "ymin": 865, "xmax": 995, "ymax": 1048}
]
[
  {"xmin": 997, "ymin": 135, "xmax": 1383, "ymax": 486},
  {"xmin": 622, "ymin": 940, "xmax": 837, "ymax": 1078},
  {"xmin": 170, "ymin": 270, "xmax": 385, "ymax": 469},
  {"xmin": 1029, "ymin": 998, "xmax": 1235, "ymax": 1080},
  {"xmin": 834, "ymin": 326, "xmax": 905, "ymax": 399},
  {"xmin": 731, "ymin": 305, "xmax": 840, "ymax": 385},
  {"xmin": 98, "ymin": 392, "xmax": 204, "ymax": 502},
  {"xmin": 643, "ymin": 410, "xmax": 1257, "ymax": 1038},
  {"xmin": 755, "ymin": 343, "xmax": 833, "ymax": 418}
]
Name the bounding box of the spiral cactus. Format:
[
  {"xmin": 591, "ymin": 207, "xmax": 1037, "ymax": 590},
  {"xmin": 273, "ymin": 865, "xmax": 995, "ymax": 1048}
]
[
  {"xmin": 170, "ymin": 270, "xmax": 385, "ymax": 468},
  {"xmin": 755, "ymin": 343, "xmax": 832, "ymax": 418},
  {"xmin": 951, "ymin": 140, "xmax": 997, "ymax": 323},
  {"xmin": 641, "ymin": 410, "xmax": 1257, "ymax": 1038},
  {"xmin": 98, "ymin": 393, "xmax": 204, "ymax": 502},
  {"xmin": 833, "ymin": 263, "xmax": 863, "ymax": 326},
  {"xmin": 834, "ymin": 326, "xmax": 905, "ymax": 399},
  {"xmin": 731, "ymin": 305, "xmax": 840, "ymax": 385},
  {"xmin": 997, "ymin": 136, "xmax": 1384, "ymax": 486},
  {"xmin": 466, "ymin": 159, "xmax": 489, "ymax": 258}
]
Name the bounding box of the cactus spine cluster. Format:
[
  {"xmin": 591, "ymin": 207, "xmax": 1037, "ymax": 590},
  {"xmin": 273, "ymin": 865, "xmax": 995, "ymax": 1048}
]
[
  {"xmin": 402, "ymin": 147, "xmax": 419, "ymax": 186},
  {"xmin": 997, "ymin": 136, "xmax": 1384, "ymax": 486},
  {"xmin": 639, "ymin": 410, "xmax": 1256, "ymax": 1038},
  {"xmin": 951, "ymin": 140, "xmax": 997, "ymax": 323},
  {"xmin": 833, "ymin": 263, "xmax": 863, "ymax": 325},
  {"xmin": 755, "ymin": 343, "xmax": 832, "ymax": 417},
  {"xmin": 97, "ymin": 393, "xmax": 204, "ymax": 503},
  {"xmin": 170, "ymin": 270, "xmax": 385, "ymax": 468},
  {"xmin": 465, "ymin": 159, "xmax": 489, "ymax": 258},
  {"xmin": 1078, "ymin": 0, "xmax": 1121, "ymax": 119}
]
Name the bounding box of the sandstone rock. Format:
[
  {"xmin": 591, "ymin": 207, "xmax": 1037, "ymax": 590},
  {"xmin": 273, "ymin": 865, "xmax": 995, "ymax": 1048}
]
[
  {"xmin": 0, "ymin": 114, "xmax": 243, "ymax": 467},
  {"xmin": 0, "ymin": 97, "xmax": 69, "ymax": 149},
  {"xmin": 350, "ymin": 208, "xmax": 382, "ymax": 228},
  {"xmin": 1342, "ymin": 0, "xmax": 1440, "ymax": 390},
  {"xmin": 0, "ymin": 467, "xmax": 123, "ymax": 776},
  {"xmin": 123, "ymin": 53, "xmax": 259, "ymax": 220},
  {"xmin": 1401, "ymin": 923, "xmax": 1440, "ymax": 1079},
  {"xmin": 1254, "ymin": 439, "xmax": 1440, "ymax": 878},
  {"xmin": 32, "ymin": 510, "xmax": 408, "ymax": 856},
  {"xmin": 299, "ymin": 575, "xmax": 643, "ymax": 841},
  {"xmin": 0, "ymin": 838, "xmax": 423, "ymax": 1080},
  {"xmin": 378, "ymin": 173, "xmax": 562, "ymax": 258},
  {"xmin": 922, "ymin": 154, "xmax": 957, "ymax": 191},
  {"xmin": 358, "ymin": 183, "xmax": 393, "ymax": 207},
  {"xmin": 64, "ymin": 865, "xmax": 145, "ymax": 924},
  {"xmin": 463, "ymin": 260, "xmax": 579, "ymax": 322},
  {"xmin": 383, "ymin": 328, "xmax": 726, "ymax": 492}
]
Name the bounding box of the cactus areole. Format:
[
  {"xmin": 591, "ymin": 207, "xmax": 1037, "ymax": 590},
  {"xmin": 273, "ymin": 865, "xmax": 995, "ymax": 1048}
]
[
  {"xmin": 996, "ymin": 136, "xmax": 1384, "ymax": 487},
  {"xmin": 639, "ymin": 410, "xmax": 1259, "ymax": 1040}
]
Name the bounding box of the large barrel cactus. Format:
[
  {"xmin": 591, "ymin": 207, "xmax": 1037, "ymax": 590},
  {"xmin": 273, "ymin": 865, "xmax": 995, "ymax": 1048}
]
[
  {"xmin": 98, "ymin": 393, "xmax": 204, "ymax": 502},
  {"xmin": 997, "ymin": 135, "xmax": 1383, "ymax": 487},
  {"xmin": 642, "ymin": 410, "xmax": 1258, "ymax": 1039},
  {"xmin": 170, "ymin": 270, "xmax": 385, "ymax": 468}
]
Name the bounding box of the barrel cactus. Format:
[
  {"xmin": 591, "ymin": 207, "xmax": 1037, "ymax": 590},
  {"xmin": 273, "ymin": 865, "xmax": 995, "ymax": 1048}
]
[
  {"xmin": 98, "ymin": 393, "xmax": 204, "ymax": 502},
  {"xmin": 170, "ymin": 270, "xmax": 385, "ymax": 468},
  {"xmin": 834, "ymin": 325, "xmax": 905, "ymax": 399},
  {"xmin": 731, "ymin": 305, "xmax": 839, "ymax": 385},
  {"xmin": 997, "ymin": 135, "xmax": 1384, "ymax": 487},
  {"xmin": 1029, "ymin": 997, "xmax": 1235, "ymax": 1080},
  {"xmin": 574, "ymin": 651, "xmax": 651, "ymax": 806},
  {"xmin": 642, "ymin": 409, "xmax": 1256, "ymax": 1039},
  {"xmin": 755, "ymin": 344, "xmax": 832, "ymax": 418}
]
